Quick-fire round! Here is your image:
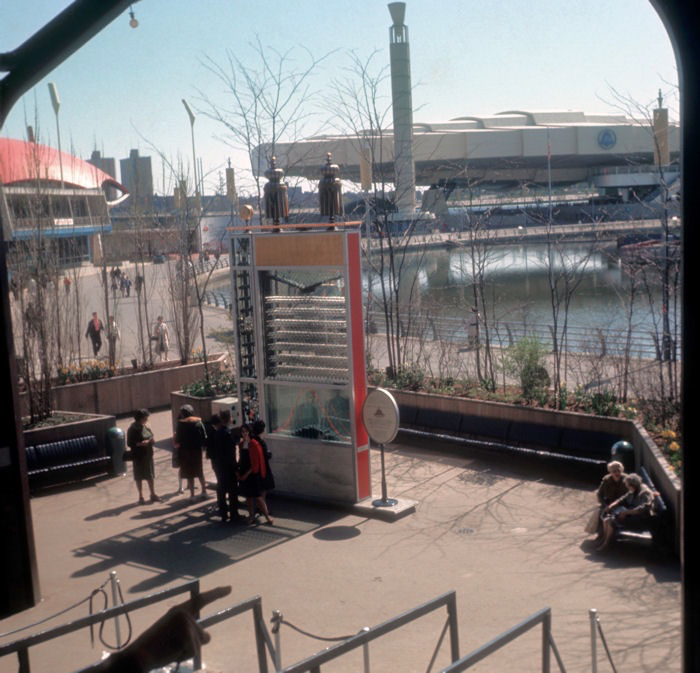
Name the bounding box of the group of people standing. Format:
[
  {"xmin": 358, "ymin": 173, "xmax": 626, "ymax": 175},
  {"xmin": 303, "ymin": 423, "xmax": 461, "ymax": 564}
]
[
  {"xmin": 127, "ymin": 404, "xmax": 274, "ymax": 526},
  {"xmin": 110, "ymin": 266, "xmax": 132, "ymax": 297},
  {"xmin": 207, "ymin": 412, "xmax": 275, "ymax": 525}
]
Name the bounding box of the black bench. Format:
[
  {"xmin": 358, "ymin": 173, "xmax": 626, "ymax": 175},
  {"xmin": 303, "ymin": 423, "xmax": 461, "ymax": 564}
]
[
  {"xmin": 25, "ymin": 436, "xmax": 113, "ymax": 489},
  {"xmin": 616, "ymin": 466, "xmax": 669, "ymax": 548},
  {"xmin": 400, "ymin": 410, "xmax": 611, "ymax": 474}
]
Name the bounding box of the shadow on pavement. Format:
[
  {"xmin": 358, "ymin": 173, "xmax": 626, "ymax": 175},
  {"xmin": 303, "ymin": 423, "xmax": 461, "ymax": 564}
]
[{"xmin": 70, "ymin": 495, "xmax": 347, "ymax": 593}]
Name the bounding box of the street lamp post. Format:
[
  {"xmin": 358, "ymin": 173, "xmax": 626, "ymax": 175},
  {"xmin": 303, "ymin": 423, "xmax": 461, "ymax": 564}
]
[
  {"xmin": 48, "ymin": 82, "xmax": 64, "ymax": 188},
  {"xmin": 182, "ymin": 98, "xmax": 199, "ymax": 205}
]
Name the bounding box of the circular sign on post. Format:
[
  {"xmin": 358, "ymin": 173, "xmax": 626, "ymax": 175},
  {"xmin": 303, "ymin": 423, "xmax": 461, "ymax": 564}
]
[
  {"xmin": 362, "ymin": 388, "xmax": 400, "ymax": 507},
  {"xmin": 362, "ymin": 388, "xmax": 400, "ymax": 445}
]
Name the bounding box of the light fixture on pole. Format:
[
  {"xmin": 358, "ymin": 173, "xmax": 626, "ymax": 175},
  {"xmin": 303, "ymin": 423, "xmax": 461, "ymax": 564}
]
[
  {"xmin": 128, "ymin": 5, "xmax": 138, "ymax": 28},
  {"xmin": 182, "ymin": 98, "xmax": 199, "ymax": 206},
  {"xmin": 48, "ymin": 82, "xmax": 64, "ymax": 187}
]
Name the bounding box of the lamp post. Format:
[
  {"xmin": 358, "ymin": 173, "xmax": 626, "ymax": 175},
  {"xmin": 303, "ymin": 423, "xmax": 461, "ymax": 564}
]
[
  {"xmin": 48, "ymin": 82, "xmax": 64, "ymax": 187},
  {"xmin": 182, "ymin": 98, "xmax": 199, "ymax": 206}
]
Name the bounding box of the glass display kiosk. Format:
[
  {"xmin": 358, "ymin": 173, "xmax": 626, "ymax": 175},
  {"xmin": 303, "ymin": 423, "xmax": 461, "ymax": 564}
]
[{"xmin": 230, "ymin": 228, "xmax": 370, "ymax": 503}]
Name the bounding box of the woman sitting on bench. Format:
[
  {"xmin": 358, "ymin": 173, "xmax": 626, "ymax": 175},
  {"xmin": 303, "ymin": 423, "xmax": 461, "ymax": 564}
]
[{"xmin": 597, "ymin": 473, "xmax": 654, "ymax": 551}]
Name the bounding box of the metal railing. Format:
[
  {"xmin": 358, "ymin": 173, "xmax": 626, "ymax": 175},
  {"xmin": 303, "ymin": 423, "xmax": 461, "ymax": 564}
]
[
  {"xmin": 589, "ymin": 609, "xmax": 619, "ymax": 673},
  {"xmin": 0, "ymin": 578, "xmax": 273, "ymax": 673},
  {"xmin": 0, "ymin": 576, "xmax": 619, "ymax": 673},
  {"xmin": 198, "ymin": 595, "xmax": 273, "ymax": 673},
  {"xmin": 439, "ymin": 607, "xmax": 566, "ymax": 673},
  {"xmin": 276, "ymin": 591, "xmax": 459, "ymax": 673},
  {"xmin": 370, "ymin": 309, "xmax": 679, "ymax": 362},
  {"xmin": 0, "ymin": 578, "xmax": 201, "ymax": 673}
]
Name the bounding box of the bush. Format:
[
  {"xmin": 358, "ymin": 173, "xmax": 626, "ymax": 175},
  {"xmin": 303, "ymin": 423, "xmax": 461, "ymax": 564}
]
[
  {"xmin": 56, "ymin": 360, "xmax": 119, "ymax": 384},
  {"xmin": 503, "ymin": 338, "xmax": 550, "ymax": 402},
  {"xmin": 181, "ymin": 370, "xmax": 237, "ymax": 397}
]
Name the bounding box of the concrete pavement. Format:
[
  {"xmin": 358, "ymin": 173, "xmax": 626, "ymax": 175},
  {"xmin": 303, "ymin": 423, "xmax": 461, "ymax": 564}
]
[{"xmin": 0, "ymin": 408, "xmax": 681, "ymax": 673}]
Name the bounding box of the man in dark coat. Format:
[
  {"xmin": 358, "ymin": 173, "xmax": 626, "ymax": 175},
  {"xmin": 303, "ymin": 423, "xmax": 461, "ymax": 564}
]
[
  {"xmin": 85, "ymin": 311, "xmax": 104, "ymax": 356},
  {"xmin": 209, "ymin": 409, "xmax": 241, "ymax": 522}
]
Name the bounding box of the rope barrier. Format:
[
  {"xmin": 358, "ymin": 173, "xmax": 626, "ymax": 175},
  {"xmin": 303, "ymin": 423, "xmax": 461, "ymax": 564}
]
[
  {"xmin": 0, "ymin": 573, "xmax": 132, "ymax": 654},
  {"xmin": 0, "ymin": 575, "xmax": 113, "ymax": 639},
  {"xmin": 595, "ymin": 614, "xmax": 619, "ymax": 673},
  {"xmin": 88, "ymin": 581, "xmax": 133, "ymax": 650},
  {"xmin": 270, "ymin": 613, "xmax": 355, "ymax": 643}
]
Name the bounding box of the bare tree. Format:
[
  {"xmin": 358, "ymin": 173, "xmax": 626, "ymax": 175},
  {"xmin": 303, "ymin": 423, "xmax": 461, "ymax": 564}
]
[
  {"xmin": 330, "ymin": 50, "xmax": 428, "ymax": 378},
  {"xmin": 603, "ymin": 86, "xmax": 681, "ymax": 408},
  {"xmin": 198, "ymin": 38, "xmax": 333, "ymax": 224},
  {"xmin": 7, "ymin": 139, "xmax": 59, "ymax": 421}
]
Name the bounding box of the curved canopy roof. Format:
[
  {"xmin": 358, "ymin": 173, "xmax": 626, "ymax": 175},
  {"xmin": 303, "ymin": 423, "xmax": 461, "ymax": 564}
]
[
  {"xmin": 0, "ymin": 137, "xmax": 126, "ymax": 198},
  {"xmin": 256, "ymin": 109, "xmax": 679, "ymax": 188}
]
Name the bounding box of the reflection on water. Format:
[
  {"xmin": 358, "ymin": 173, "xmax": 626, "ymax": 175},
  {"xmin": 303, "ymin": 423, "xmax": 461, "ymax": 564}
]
[
  {"xmin": 213, "ymin": 242, "xmax": 672, "ymax": 337},
  {"xmin": 349, "ymin": 243, "xmax": 664, "ymax": 334}
]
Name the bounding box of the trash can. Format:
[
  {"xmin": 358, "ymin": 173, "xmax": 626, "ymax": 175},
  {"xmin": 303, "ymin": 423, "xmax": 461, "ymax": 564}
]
[
  {"xmin": 611, "ymin": 440, "xmax": 635, "ymax": 474},
  {"xmin": 107, "ymin": 426, "xmax": 126, "ymax": 475}
]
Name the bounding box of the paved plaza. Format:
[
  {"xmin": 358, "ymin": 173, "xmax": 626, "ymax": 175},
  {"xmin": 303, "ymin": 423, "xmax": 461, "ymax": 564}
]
[{"xmin": 0, "ymin": 408, "xmax": 681, "ymax": 673}]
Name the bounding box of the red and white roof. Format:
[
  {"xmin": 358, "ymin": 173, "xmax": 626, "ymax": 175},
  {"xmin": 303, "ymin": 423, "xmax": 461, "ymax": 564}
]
[{"xmin": 0, "ymin": 137, "xmax": 126, "ymax": 196}]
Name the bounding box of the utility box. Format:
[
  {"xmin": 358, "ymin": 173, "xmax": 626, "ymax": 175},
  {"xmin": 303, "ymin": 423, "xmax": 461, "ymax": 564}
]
[
  {"xmin": 211, "ymin": 396, "xmax": 239, "ymax": 421},
  {"xmin": 229, "ymin": 227, "xmax": 369, "ymax": 504}
]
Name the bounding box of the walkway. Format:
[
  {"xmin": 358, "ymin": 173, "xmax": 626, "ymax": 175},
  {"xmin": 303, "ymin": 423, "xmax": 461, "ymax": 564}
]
[{"xmin": 0, "ymin": 408, "xmax": 681, "ymax": 673}]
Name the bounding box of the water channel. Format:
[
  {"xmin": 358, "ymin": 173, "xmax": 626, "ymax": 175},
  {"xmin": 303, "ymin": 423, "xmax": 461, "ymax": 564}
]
[{"xmin": 211, "ymin": 240, "xmax": 677, "ymax": 360}]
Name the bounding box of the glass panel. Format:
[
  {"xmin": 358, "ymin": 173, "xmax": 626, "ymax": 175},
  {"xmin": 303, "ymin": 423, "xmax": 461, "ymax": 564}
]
[
  {"xmin": 260, "ymin": 269, "xmax": 349, "ymax": 384},
  {"xmin": 264, "ymin": 384, "xmax": 351, "ymax": 444}
]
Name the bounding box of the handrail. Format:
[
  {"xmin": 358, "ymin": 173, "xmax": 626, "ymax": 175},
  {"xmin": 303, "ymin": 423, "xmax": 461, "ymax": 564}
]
[
  {"xmin": 589, "ymin": 609, "xmax": 618, "ymax": 673},
  {"xmin": 0, "ymin": 582, "xmax": 277, "ymax": 673},
  {"xmin": 198, "ymin": 595, "xmax": 272, "ymax": 673},
  {"xmin": 367, "ymin": 308, "xmax": 679, "ymax": 362},
  {"xmin": 438, "ymin": 607, "xmax": 566, "ymax": 673},
  {"xmin": 277, "ymin": 591, "xmax": 459, "ymax": 673},
  {"xmin": 0, "ymin": 579, "xmax": 200, "ymax": 673}
]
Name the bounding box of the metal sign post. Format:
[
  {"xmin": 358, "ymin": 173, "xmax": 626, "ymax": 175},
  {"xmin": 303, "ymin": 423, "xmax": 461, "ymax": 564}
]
[{"xmin": 362, "ymin": 388, "xmax": 400, "ymax": 507}]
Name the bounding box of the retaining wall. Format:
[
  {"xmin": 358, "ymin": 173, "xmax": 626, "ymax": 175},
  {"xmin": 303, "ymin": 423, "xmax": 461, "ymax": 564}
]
[
  {"xmin": 390, "ymin": 389, "xmax": 681, "ymax": 551},
  {"xmin": 22, "ymin": 354, "xmax": 229, "ymax": 418}
]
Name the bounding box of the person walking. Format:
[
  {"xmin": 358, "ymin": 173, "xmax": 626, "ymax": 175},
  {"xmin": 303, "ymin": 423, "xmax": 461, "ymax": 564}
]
[
  {"xmin": 174, "ymin": 404, "xmax": 209, "ymax": 501},
  {"xmin": 85, "ymin": 312, "xmax": 104, "ymax": 357},
  {"xmin": 121, "ymin": 273, "xmax": 132, "ymax": 297},
  {"xmin": 107, "ymin": 315, "xmax": 120, "ymax": 364},
  {"xmin": 153, "ymin": 316, "xmax": 170, "ymax": 361},
  {"xmin": 126, "ymin": 408, "xmax": 161, "ymax": 505}
]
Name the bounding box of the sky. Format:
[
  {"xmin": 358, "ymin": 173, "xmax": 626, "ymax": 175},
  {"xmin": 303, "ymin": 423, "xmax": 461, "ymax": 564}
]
[{"xmin": 1, "ymin": 1, "xmax": 679, "ymax": 196}]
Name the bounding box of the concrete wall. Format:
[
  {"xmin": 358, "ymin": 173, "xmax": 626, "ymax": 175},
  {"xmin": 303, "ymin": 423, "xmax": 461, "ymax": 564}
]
[{"xmin": 25, "ymin": 354, "xmax": 229, "ymax": 418}]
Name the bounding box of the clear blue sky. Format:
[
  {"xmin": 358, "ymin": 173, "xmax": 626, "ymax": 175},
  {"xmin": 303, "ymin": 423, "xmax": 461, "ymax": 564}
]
[{"xmin": 1, "ymin": 1, "xmax": 678, "ymax": 195}]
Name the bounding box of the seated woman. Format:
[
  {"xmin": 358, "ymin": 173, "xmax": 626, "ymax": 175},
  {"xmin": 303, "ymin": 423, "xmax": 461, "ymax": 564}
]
[
  {"xmin": 597, "ymin": 473, "xmax": 654, "ymax": 551},
  {"xmin": 590, "ymin": 460, "xmax": 628, "ymax": 538}
]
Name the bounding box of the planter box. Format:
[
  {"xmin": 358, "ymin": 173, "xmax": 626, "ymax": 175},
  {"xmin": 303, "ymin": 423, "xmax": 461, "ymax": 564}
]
[
  {"xmin": 23, "ymin": 412, "xmax": 116, "ymax": 456},
  {"xmin": 169, "ymin": 391, "xmax": 218, "ymax": 432},
  {"xmin": 23, "ymin": 354, "xmax": 229, "ymax": 418}
]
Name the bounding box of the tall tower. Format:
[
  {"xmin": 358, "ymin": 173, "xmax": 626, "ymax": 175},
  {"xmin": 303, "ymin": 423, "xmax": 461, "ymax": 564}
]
[
  {"xmin": 653, "ymin": 89, "xmax": 670, "ymax": 167},
  {"xmin": 388, "ymin": 2, "xmax": 416, "ymax": 217}
]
